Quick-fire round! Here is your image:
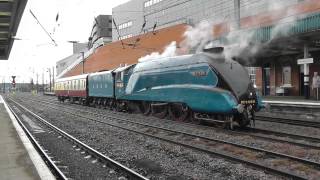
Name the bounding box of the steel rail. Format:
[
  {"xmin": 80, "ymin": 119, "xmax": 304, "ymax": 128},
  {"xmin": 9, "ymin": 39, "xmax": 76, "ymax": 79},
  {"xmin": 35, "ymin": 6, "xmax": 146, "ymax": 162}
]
[
  {"xmin": 245, "ymin": 127, "xmax": 320, "ymax": 143},
  {"xmin": 22, "ymin": 97, "xmax": 320, "ymax": 150},
  {"xmin": 8, "ymin": 98, "xmax": 149, "ymax": 180},
  {"xmin": 255, "ymin": 115, "xmax": 320, "ymax": 128},
  {"xmin": 4, "ymin": 99, "xmax": 68, "ymax": 180},
  {"xmin": 11, "ymin": 98, "xmax": 314, "ymax": 179},
  {"xmin": 55, "ymin": 105, "xmax": 320, "ymax": 167}
]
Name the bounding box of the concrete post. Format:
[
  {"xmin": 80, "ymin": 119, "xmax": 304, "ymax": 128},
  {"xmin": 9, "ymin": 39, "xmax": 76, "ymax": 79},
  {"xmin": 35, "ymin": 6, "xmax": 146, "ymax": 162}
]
[{"xmin": 304, "ymin": 44, "xmax": 310, "ymax": 99}]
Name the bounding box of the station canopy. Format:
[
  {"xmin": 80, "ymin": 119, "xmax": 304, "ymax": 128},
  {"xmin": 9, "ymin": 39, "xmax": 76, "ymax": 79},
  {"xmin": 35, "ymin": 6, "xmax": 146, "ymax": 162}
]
[{"xmin": 0, "ymin": 0, "xmax": 27, "ymax": 60}]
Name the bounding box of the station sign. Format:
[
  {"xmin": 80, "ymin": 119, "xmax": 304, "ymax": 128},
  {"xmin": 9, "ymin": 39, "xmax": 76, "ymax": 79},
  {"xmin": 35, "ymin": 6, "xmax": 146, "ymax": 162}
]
[{"xmin": 297, "ymin": 58, "xmax": 313, "ymax": 64}]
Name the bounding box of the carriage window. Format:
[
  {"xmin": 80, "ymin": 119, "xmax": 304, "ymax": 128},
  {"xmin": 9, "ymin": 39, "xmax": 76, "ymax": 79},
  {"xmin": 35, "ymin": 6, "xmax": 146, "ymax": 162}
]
[
  {"xmin": 116, "ymin": 72, "xmax": 124, "ymax": 81},
  {"xmin": 116, "ymin": 73, "xmax": 121, "ymax": 81}
]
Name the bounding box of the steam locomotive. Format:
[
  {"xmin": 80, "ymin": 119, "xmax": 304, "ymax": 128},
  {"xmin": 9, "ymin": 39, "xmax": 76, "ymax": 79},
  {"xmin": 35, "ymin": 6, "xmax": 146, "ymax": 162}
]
[{"xmin": 55, "ymin": 51, "xmax": 263, "ymax": 128}]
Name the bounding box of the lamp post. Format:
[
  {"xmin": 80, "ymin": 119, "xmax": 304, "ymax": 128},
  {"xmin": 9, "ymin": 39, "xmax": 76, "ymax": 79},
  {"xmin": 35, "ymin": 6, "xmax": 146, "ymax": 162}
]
[
  {"xmin": 42, "ymin": 69, "xmax": 44, "ymax": 93},
  {"xmin": 52, "ymin": 66, "xmax": 55, "ymax": 91},
  {"xmin": 1, "ymin": 76, "xmax": 5, "ymax": 93},
  {"xmin": 47, "ymin": 68, "xmax": 51, "ymax": 92},
  {"xmin": 81, "ymin": 52, "xmax": 85, "ymax": 74},
  {"xmin": 3, "ymin": 77, "xmax": 6, "ymax": 94}
]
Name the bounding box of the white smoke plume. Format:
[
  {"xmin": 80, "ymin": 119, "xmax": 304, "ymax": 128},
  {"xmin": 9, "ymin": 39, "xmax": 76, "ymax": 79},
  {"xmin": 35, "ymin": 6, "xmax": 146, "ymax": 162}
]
[
  {"xmin": 181, "ymin": 20, "xmax": 214, "ymax": 53},
  {"xmin": 138, "ymin": 41, "xmax": 177, "ymax": 62},
  {"xmin": 138, "ymin": 1, "xmax": 304, "ymax": 64},
  {"xmin": 138, "ymin": 20, "xmax": 214, "ymax": 63},
  {"xmin": 218, "ymin": 1, "xmax": 303, "ymax": 64}
]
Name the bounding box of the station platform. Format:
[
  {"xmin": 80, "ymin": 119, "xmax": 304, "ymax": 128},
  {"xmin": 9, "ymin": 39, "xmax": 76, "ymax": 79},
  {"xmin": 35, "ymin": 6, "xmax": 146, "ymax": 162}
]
[
  {"xmin": 262, "ymin": 96, "xmax": 320, "ymax": 106},
  {"xmin": 0, "ymin": 95, "xmax": 55, "ymax": 180}
]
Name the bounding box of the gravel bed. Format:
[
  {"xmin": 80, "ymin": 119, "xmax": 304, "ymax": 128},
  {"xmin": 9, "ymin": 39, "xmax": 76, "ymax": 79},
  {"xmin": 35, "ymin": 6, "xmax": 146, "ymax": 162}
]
[
  {"xmin": 14, "ymin": 94, "xmax": 320, "ymax": 175},
  {"xmin": 56, "ymin": 100, "xmax": 320, "ymax": 164},
  {"xmin": 12, "ymin": 105, "xmax": 119, "ymax": 180},
  {"xmin": 11, "ymin": 95, "xmax": 280, "ymax": 180}
]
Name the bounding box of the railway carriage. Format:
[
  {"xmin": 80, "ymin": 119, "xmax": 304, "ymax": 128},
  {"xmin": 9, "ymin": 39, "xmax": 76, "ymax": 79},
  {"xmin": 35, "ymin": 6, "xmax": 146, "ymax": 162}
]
[
  {"xmin": 87, "ymin": 70, "xmax": 114, "ymax": 106},
  {"xmin": 54, "ymin": 74, "xmax": 88, "ymax": 103}
]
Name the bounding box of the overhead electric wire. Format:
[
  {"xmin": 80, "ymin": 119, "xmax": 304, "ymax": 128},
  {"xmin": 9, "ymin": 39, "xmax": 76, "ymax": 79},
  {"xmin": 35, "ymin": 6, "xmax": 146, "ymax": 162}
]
[
  {"xmin": 112, "ymin": 18, "xmax": 125, "ymax": 49},
  {"xmin": 29, "ymin": 9, "xmax": 58, "ymax": 47}
]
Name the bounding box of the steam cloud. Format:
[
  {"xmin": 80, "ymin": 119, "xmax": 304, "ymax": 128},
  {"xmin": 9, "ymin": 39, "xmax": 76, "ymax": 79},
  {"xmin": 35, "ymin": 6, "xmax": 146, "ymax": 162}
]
[
  {"xmin": 138, "ymin": 1, "xmax": 303, "ymax": 64},
  {"xmin": 138, "ymin": 21, "xmax": 214, "ymax": 62},
  {"xmin": 181, "ymin": 21, "xmax": 213, "ymax": 53},
  {"xmin": 138, "ymin": 41, "xmax": 177, "ymax": 62}
]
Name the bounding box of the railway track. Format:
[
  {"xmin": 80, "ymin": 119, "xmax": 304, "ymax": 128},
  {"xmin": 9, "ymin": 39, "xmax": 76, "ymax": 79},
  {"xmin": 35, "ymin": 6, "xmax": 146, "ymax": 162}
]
[
  {"xmin": 20, "ymin": 95, "xmax": 320, "ymax": 150},
  {"xmin": 31, "ymin": 94, "xmax": 320, "ymax": 129},
  {"xmin": 255, "ymin": 115, "xmax": 320, "ymax": 128},
  {"xmin": 8, "ymin": 96, "xmax": 320, "ymax": 179},
  {"xmin": 6, "ymin": 97, "xmax": 148, "ymax": 180}
]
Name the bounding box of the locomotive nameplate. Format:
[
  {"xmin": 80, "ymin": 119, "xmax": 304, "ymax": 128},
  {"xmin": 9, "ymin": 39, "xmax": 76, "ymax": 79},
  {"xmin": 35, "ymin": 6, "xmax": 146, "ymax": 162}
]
[{"xmin": 191, "ymin": 71, "xmax": 207, "ymax": 77}]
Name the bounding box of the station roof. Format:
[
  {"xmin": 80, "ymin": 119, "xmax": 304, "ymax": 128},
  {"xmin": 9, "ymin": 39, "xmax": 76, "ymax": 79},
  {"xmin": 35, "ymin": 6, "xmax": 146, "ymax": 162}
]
[{"xmin": 0, "ymin": 0, "xmax": 28, "ymax": 60}]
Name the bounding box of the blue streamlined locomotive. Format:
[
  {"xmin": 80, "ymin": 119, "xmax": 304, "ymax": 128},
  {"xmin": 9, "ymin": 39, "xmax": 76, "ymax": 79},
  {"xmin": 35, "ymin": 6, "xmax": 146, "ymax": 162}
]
[{"xmin": 55, "ymin": 51, "xmax": 263, "ymax": 128}]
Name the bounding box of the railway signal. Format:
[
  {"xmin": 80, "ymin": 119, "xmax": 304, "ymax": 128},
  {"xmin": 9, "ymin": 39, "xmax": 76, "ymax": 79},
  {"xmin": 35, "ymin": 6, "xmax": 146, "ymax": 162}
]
[{"xmin": 11, "ymin": 76, "xmax": 16, "ymax": 88}]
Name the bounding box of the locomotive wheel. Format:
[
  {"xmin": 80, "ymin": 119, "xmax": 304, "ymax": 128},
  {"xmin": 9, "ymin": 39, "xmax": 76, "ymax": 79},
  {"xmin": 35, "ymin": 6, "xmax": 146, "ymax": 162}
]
[
  {"xmin": 103, "ymin": 99, "xmax": 107, "ymax": 108},
  {"xmin": 169, "ymin": 103, "xmax": 190, "ymax": 122},
  {"xmin": 138, "ymin": 101, "xmax": 151, "ymax": 115},
  {"xmin": 79, "ymin": 98, "xmax": 84, "ymax": 106},
  {"xmin": 97, "ymin": 99, "xmax": 102, "ymax": 108},
  {"xmin": 151, "ymin": 105, "xmax": 168, "ymax": 119}
]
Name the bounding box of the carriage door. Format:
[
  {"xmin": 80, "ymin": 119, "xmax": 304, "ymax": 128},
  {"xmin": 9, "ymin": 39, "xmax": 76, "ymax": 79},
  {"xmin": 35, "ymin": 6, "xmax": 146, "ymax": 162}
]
[{"xmin": 115, "ymin": 71, "xmax": 125, "ymax": 97}]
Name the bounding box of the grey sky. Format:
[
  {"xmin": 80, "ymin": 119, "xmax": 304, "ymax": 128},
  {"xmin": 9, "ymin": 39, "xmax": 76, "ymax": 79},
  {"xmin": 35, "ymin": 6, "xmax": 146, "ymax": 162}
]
[{"xmin": 0, "ymin": 0, "xmax": 129, "ymax": 83}]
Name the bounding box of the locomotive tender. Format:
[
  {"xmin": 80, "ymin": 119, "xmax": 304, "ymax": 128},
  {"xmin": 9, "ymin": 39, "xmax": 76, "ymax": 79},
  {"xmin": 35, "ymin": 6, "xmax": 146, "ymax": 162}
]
[{"xmin": 55, "ymin": 51, "xmax": 263, "ymax": 128}]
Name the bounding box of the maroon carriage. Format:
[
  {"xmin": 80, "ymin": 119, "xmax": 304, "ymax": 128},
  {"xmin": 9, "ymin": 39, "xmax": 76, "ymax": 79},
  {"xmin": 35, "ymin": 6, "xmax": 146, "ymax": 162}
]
[{"xmin": 54, "ymin": 74, "xmax": 88, "ymax": 103}]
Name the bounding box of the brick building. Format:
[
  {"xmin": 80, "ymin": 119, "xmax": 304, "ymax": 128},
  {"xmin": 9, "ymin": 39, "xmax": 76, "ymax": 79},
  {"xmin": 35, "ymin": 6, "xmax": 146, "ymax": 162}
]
[{"xmin": 61, "ymin": 0, "xmax": 320, "ymax": 98}]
